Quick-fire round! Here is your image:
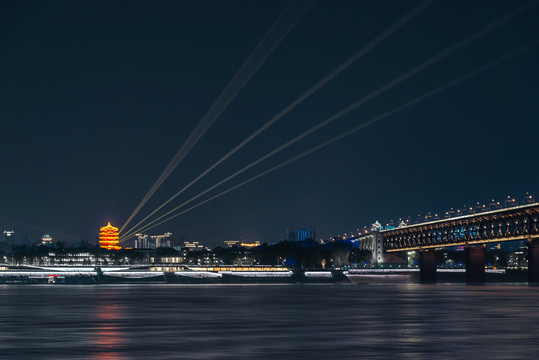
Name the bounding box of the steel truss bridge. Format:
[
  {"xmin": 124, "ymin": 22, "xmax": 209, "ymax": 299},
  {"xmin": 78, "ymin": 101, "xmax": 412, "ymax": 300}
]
[{"xmin": 382, "ymin": 203, "xmax": 539, "ymax": 252}]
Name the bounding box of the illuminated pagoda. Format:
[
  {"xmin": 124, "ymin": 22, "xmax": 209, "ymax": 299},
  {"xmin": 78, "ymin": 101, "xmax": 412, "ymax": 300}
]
[{"xmin": 99, "ymin": 222, "xmax": 121, "ymax": 250}]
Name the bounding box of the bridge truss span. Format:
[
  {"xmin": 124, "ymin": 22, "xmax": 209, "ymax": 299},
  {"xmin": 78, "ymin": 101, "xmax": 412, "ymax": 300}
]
[{"xmin": 383, "ymin": 203, "xmax": 539, "ymax": 252}]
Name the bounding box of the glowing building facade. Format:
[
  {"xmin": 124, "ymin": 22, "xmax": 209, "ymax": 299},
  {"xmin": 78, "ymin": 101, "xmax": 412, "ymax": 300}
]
[
  {"xmin": 41, "ymin": 234, "xmax": 53, "ymax": 245},
  {"xmin": 240, "ymin": 241, "xmax": 261, "ymax": 248},
  {"xmin": 287, "ymin": 229, "xmax": 314, "ymax": 242},
  {"xmin": 99, "ymin": 222, "xmax": 121, "ymax": 250}
]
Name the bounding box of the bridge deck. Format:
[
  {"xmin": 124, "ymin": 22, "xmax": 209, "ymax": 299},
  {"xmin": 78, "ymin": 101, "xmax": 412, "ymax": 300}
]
[{"xmin": 383, "ymin": 203, "xmax": 539, "ymax": 252}]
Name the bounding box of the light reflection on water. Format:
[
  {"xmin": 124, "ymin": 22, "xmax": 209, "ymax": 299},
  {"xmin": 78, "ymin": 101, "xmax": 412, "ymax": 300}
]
[
  {"xmin": 92, "ymin": 303, "xmax": 126, "ymax": 360},
  {"xmin": 1, "ymin": 283, "xmax": 538, "ymax": 359}
]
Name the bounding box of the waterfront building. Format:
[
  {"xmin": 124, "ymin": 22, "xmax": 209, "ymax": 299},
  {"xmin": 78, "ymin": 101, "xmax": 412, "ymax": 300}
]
[
  {"xmin": 150, "ymin": 256, "xmax": 185, "ymax": 264},
  {"xmin": 185, "ymin": 251, "xmax": 221, "ymax": 266},
  {"xmin": 11, "ymin": 251, "xmax": 113, "ymax": 266},
  {"xmin": 233, "ymin": 255, "xmax": 256, "ymax": 266},
  {"xmin": 99, "ymin": 222, "xmax": 121, "ymax": 250}
]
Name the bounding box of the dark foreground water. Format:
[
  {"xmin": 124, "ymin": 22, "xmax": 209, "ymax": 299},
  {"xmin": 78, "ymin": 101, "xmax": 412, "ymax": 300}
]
[{"xmin": 1, "ymin": 283, "xmax": 539, "ymax": 359}]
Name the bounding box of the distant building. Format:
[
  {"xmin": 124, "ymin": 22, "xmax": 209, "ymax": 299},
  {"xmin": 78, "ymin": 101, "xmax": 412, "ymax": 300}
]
[
  {"xmin": 135, "ymin": 232, "xmax": 172, "ymax": 249},
  {"xmin": 41, "ymin": 234, "xmax": 53, "ymax": 245},
  {"xmin": 184, "ymin": 241, "xmax": 204, "ymax": 252},
  {"xmin": 151, "ymin": 232, "xmax": 172, "ymax": 248},
  {"xmin": 286, "ymin": 229, "xmax": 314, "ymax": 242},
  {"xmin": 240, "ymin": 241, "xmax": 260, "ymax": 248},
  {"xmin": 2, "ymin": 230, "xmax": 14, "ymax": 242},
  {"xmin": 224, "ymin": 240, "xmax": 239, "ymax": 248},
  {"xmin": 134, "ymin": 234, "xmax": 149, "ymax": 249}
]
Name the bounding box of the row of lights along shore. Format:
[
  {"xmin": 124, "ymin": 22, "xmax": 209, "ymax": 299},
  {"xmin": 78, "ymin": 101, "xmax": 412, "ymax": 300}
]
[{"xmin": 334, "ymin": 193, "xmax": 535, "ymax": 242}]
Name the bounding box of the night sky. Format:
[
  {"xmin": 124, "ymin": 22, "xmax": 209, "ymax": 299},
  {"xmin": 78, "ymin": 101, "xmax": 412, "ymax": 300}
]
[{"xmin": 1, "ymin": 1, "xmax": 538, "ymax": 247}]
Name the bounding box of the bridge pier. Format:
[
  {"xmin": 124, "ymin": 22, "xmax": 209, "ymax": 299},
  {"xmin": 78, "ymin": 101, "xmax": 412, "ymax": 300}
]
[
  {"xmin": 465, "ymin": 246, "xmax": 485, "ymax": 283},
  {"xmin": 528, "ymin": 240, "xmax": 539, "ymax": 283},
  {"xmin": 419, "ymin": 250, "xmax": 437, "ymax": 283}
]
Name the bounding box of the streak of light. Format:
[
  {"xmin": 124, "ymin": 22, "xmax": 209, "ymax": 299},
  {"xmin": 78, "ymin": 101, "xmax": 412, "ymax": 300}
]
[
  {"xmin": 118, "ymin": 2, "xmax": 534, "ymax": 241},
  {"xmin": 119, "ymin": 0, "xmax": 434, "ymax": 239},
  {"xmin": 119, "ymin": 40, "xmax": 539, "ymax": 241},
  {"xmin": 119, "ymin": 0, "xmax": 314, "ymax": 235}
]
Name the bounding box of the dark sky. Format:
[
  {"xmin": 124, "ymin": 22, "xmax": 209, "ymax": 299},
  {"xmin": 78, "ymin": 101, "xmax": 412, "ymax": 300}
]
[{"xmin": 1, "ymin": 0, "xmax": 538, "ymax": 247}]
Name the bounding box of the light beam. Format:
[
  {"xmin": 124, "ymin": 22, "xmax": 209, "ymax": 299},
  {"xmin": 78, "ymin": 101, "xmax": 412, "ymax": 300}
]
[
  {"xmin": 118, "ymin": 2, "xmax": 534, "ymax": 241},
  {"xmin": 119, "ymin": 0, "xmax": 434, "ymax": 239},
  {"xmin": 119, "ymin": 40, "xmax": 539, "ymax": 241},
  {"xmin": 119, "ymin": 0, "xmax": 314, "ymax": 234}
]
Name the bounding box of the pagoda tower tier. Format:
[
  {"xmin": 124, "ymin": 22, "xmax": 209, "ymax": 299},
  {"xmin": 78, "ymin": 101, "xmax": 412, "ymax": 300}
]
[{"xmin": 99, "ymin": 222, "xmax": 121, "ymax": 250}]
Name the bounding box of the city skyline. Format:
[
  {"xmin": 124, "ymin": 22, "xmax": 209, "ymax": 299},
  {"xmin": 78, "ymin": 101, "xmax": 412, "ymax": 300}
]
[{"xmin": 1, "ymin": 192, "xmax": 535, "ymax": 247}]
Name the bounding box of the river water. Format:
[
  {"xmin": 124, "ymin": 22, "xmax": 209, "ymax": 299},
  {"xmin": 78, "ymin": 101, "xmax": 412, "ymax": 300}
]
[{"xmin": 1, "ymin": 283, "xmax": 538, "ymax": 359}]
